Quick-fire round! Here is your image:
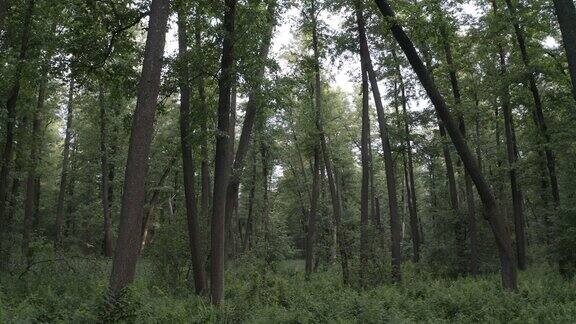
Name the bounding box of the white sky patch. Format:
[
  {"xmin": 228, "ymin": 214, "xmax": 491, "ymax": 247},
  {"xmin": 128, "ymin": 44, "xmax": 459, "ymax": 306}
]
[{"xmin": 542, "ymin": 36, "xmax": 560, "ymax": 50}]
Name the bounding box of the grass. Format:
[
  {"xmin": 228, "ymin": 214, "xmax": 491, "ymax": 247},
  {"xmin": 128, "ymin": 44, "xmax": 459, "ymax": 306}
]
[{"xmin": 1, "ymin": 254, "xmax": 575, "ymax": 323}]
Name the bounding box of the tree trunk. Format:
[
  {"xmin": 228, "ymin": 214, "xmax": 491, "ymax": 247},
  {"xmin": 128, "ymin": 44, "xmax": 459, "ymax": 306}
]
[
  {"xmin": 504, "ymin": 0, "xmax": 560, "ymax": 207},
  {"xmin": 439, "ymin": 26, "xmax": 480, "ymax": 275},
  {"xmin": 210, "ymin": 0, "xmax": 237, "ymax": 305},
  {"xmin": 374, "ymin": 0, "xmax": 517, "ymax": 291},
  {"xmin": 22, "ymin": 58, "xmax": 48, "ymax": 261},
  {"xmin": 99, "ymin": 84, "xmax": 114, "ymax": 258},
  {"xmin": 107, "ymin": 0, "xmax": 170, "ymax": 301},
  {"xmin": 492, "ymin": 0, "xmax": 527, "ymax": 270},
  {"xmin": 243, "ymin": 149, "xmax": 257, "ymax": 252},
  {"xmin": 391, "ymin": 46, "xmax": 421, "ymax": 263},
  {"xmin": 55, "ymin": 78, "xmax": 75, "ymax": 249},
  {"xmin": 357, "ymin": 1, "xmax": 402, "ymax": 282},
  {"xmin": 552, "ymin": 0, "xmax": 576, "ymax": 99},
  {"xmin": 0, "ymin": 0, "xmax": 34, "ymax": 232},
  {"xmin": 260, "ymin": 141, "xmax": 271, "ymax": 242},
  {"xmin": 224, "ymin": 0, "xmax": 276, "ymax": 257},
  {"xmin": 359, "ymin": 62, "xmax": 370, "ymax": 286},
  {"xmin": 305, "ymin": 146, "xmax": 320, "ymax": 278},
  {"xmin": 311, "ymin": 0, "xmax": 350, "ymax": 284},
  {"xmin": 194, "ymin": 21, "xmax": 211, "ymax": 231},
  {"xmin": 140, "ymin": 156, "xmax": 176, "ymax": 250},
  {"xmin": 177, "ymin": 7, "xmax": 207, "ymax": 295}
]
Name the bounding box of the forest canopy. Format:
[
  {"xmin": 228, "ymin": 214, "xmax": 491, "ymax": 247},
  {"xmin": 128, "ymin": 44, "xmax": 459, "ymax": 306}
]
[{"xmin": 0, "ymin": 0, "xmax": 575, "ymax": 322}]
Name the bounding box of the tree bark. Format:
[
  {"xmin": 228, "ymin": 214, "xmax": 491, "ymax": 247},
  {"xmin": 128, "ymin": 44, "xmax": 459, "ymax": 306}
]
[
  {"xmin": 504, "ymin": 0, "xmax": 560, "ymax": 207},
  {"xmin": 242, "ymin": 150, "xmax": 257, "ymax": 252},
  {"xmin": 305, "ymin": 146, "xmax": 320, "ymax": 279},
  {"xmin": 177, "ymin": 7, "xmax": 207, "ymax": 295},
  {"xmin": 107, "ymin": 0, "xmax": 170, "ymax": 300},
  {"xmin": 99, "ymin": 84, "xmax": 114, "ymax": 258},
  {"xmin": 55, "ymin": 78, "xmax": 75, "ymax": 249},
  {"xmin": 552, "ymin": 0, "xmax": 576, "ymax": 100},
  {"xmin": 357, "ymin": 1, "xmax": 402, "ymax": 282},
  {"xmin": 0, "ymin": 0, "xmax": 34, "ymax": 232},
  {"xmin": 210, "ymin": 0, "xmax": 237, "ymax": 305},
  {"xmin": 374, "ymin": 0, "xmax": 517, "ymax": 291},
  {"xmin": 359, "ymin": 63, "xmax": 370, "ymax": 286},
  {"xmin": 194, "ymin": 20, "xmax": 211, "ymax": 231}
]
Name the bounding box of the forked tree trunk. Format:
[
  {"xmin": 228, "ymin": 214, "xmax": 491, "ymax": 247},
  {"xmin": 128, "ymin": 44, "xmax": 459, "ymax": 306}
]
[
  {"xmin": 177, "ymin": 6, "xmax": 207, "ymax": 295},
  {"xmin": 55, "ymin": 78, "xmax": 75, "ymax": 249},
  {"xmin": 552, "ymin": 0, "xmax": 576, "ymax": 99},
  {"xmin": 107, "ymin": 0, "xmax": 170, "ymax": 301},
  {"xmin": 374, "ymin": 0, "xmax": 517, "ymax": 291},
  {"xmin": 210, "ymin": 0, "xmax": 237, "ymax": 305},
  {"xmin": 356, "ymin": 1, "xmax": 402, "ymax": 282}
]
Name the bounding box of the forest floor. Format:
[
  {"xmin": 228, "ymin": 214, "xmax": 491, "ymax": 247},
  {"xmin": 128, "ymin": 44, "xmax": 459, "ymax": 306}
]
[{"xmin": 1, "ymin": 253, "xmax": 575, "ymax": 323}]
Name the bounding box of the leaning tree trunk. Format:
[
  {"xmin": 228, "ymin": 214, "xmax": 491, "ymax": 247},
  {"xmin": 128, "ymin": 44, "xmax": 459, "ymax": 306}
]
[
  {"xmin": 504, "ymin": 0, "xmax": 560, "ymax": 207},
  {"xmin": 311, "ymin": 0, "xmax": 350, "ymax": 284},
  {"xmin": 177, "ymin": 6, "xmax": 207, "ymax": 295},
  {"xmin": 356, "ymin": 1, "xmax": 402, "ymax": 282},
  {"xmin": 0, "ymin": 0, "xmax": 34, "ymax": 234},
  {"xmin": 374, "ymin": 0, "xmax": 517, "ymax": 291},
  {"xmin": 552, "ymin": 0, "xmax": 576, "ymax": 99},
  {"xmin": 210, "ymin": 0, "xmax": 237, "ymax": 306},
  {"xmin": 107, "ymin": 0, "xmax": 170, "ymax": 302},
  {"xmin": 55, "ymin": 78, "xmax": 75, "ymax": 249}
]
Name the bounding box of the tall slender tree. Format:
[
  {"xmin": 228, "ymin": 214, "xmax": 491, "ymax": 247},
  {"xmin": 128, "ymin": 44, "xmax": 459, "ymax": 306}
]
[
  {"xmin": 210, "ymin": 0, "xmax": 237, "ymax": 305},
  {"xmin": 177, "ymin": 3, "xmax": 207, "ymax": 295},
  {"xmin": 356, "ymin": 0, "xmax": 402, "ymax": 282},
  {"xmin": 55, "ymin": 78, "xmax": 75, "ymax": 249}
]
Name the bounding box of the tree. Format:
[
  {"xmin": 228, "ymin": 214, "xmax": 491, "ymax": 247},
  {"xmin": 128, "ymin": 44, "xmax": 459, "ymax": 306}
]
[
  {"xmin": 107, "ymin": 0, "xmax": 170, "ymax": 301},
  {"xmin": 552, "ymin": 0, "xmax": 576, "ymax": 99},
  {"xmin": 55, "ymin": 78, "xmax": 75, "ymax": 249},
  {"xmin": 374, "ymin": 0, "xmax": 517, "ymax": 291},
  {"xmin": 210, "ymin": 0, "xmax": 237, "ymax": 305},
  {"xmin": 176, "ymin": 3, "xmax": 207, "ymax": 295},
  {"xmin": 356, "ymin": 0, "xmax": 402, "ymax": 282},
  {"xmin": 0, "ymin": 0, "xmax": 35, "ymax": 238}
]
